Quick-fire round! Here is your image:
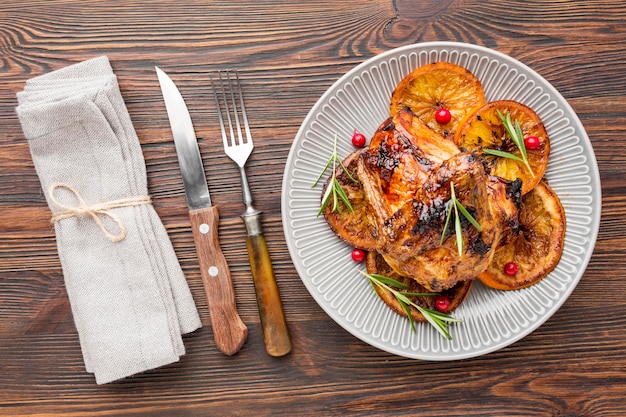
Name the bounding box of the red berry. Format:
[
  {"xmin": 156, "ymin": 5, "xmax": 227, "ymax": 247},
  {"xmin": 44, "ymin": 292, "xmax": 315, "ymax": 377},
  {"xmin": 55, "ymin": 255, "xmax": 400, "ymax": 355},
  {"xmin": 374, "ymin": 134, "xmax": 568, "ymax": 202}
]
[
  {"xmin": 435, "ymin": 108, "xmax": 452, "ymax": 125},
  {"xmin": 351, "ymin": 248, "xmax": 365, "ymax": 263},
  {"xmin": 504, "ymin": 262, "xmax": 518, "ymax": 276},
  {"xmin": 524, "ymin": 136, "xmax": 540, "ymax": 150},
  {"xmin": 351, "ymin": 130, "xmax": 366, "ymax": 148},
  {"xmin": 435, "ymin": 296, "xmax": 451, "ymax": 312}
]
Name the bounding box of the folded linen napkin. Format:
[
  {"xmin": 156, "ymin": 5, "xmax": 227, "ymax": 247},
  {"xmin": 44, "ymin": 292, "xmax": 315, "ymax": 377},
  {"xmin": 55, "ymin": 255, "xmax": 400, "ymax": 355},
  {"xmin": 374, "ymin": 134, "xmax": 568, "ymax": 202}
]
[{"xmin": 16, "ymin": 56, "xmax": 202, "ymax": 384}]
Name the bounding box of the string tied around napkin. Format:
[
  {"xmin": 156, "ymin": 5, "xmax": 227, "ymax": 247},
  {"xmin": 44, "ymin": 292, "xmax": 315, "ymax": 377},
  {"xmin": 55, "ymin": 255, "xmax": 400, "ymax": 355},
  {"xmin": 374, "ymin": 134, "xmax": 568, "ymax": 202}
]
[{"xmin": 49, "ymin": 182, "xmax": 151, "ymax": 242}]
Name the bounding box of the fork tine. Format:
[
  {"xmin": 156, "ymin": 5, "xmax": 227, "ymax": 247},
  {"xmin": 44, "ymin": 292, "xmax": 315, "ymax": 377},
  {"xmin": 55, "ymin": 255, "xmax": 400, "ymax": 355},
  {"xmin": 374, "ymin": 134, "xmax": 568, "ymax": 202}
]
[
  {"xmin": 212, "ymin": 70, "xmax": 253, "ymax": 149},
  {"xmin": 224, "ymin": 71, "xmax": 245, "ymax": 147},
  {"xmin": 211, "ymin": 69, "xmax": 254, "ymax": 168},
  {"xmin": 233, "ymin": 70, "xmax": 252, "ymax": 145},
  {"xmin": 210, "ymin": 72, "xmax": 231, "ymax": 150},
  {"xmin": 219, "ymin": 71, "xmax": 238, "ymax": 148}
]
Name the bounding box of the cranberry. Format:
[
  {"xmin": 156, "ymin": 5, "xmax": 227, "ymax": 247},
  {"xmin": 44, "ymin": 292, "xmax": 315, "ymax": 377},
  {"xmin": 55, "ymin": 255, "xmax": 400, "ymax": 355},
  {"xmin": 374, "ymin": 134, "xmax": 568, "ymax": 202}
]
[
  {"xmin": 351, "ymin": 248, "xmax": 365, "ymax": 263},
  {"xmin": 524, "ymin": 136, "xmax": 540, "ymax": 150},
  {"xmin": 435, "ymin": 108, "xmax": 452, "ymax": 125},
  {"xmin": 351, "ymin": 130, "xmax": 367, "ymax": 148},
  {"xmin": 504, "ymin": 262, "xmax": 518, "ymax": 276},
  {"xmin": 435, "ymin": 296, "xmax": 451, "ymax": 312}
]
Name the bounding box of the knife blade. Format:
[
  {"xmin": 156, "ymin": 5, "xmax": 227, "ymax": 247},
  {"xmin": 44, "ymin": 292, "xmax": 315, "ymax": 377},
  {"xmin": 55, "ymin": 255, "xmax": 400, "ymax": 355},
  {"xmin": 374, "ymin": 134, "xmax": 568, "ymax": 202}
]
[{"xmin": 156, "ymin": 67, "xmax": 247, "ymax": 356}]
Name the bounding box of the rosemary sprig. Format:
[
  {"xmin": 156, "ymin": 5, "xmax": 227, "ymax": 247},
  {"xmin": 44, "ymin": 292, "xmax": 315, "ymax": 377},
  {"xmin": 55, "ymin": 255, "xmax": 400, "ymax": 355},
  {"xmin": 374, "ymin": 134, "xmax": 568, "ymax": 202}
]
[
  {"xmin": 440, "ymin": 182, "xmax": 483, "ymax": 256},
  {"xmin": 313, "ymin": 134, "xmax": 358, "ymax": 217},
  {"xmin": 364, "ymin": 272, "xmax": 462, "ymax": 340},
  {"xmin": 483, "ymin": 110, "xmax": 535, "ymax": 177}
]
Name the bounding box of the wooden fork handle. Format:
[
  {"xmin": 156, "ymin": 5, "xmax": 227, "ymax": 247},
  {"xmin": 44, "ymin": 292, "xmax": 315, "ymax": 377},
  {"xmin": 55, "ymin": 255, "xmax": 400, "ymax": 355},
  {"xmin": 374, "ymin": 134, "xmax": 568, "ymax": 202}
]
[
  {"xmin": 242, "ymin": 209, "xmax": 292, "ymax": 357},
  {"xmin": 189, "ymin": 206, "xmax": 248, "ymax": 356}
]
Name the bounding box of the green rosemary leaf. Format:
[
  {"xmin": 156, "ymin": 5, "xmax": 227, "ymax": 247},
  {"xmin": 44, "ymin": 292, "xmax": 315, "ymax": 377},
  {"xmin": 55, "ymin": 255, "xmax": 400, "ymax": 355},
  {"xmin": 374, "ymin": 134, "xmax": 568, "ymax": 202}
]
[
  {"xmin": 453, "ymin": 199, "xmax": 463, "ymax": 256},
  {"xmin": 423, "ymin": 308, "xmax": 464, "ymax": 323},
  {"xmin": 364, "ymin": 272, "xmax": 462, "ymax": 340},
  {"xmin": 338, "ymin": 157, "xmax": 358, "ymax": 183},
  {"xmin": 493, "ymin": 110, "xmax": 534, "ymax": 177},
  {"xmin": 398, "ymin": 298, "xmax": 416, "ymax": 332},
  {"xmin": 450, "ymin": 183, "xmax": 463, "ymax": 255},
  {"xmin": 514, "ymin": 118, "xmax": 528, "ymax": 160},
  {"xmin": 317, "ymin": 180, "xmax": 335, "ymax": 216},
  {"xmin": 416, "ymin": 306, "xmax": 452, "ymax": 340},
  {"xmin": 440, "ymin": 199, "xmax": 454, "ymax": 245},
  {"xmin": 400, "ymin": 291, "xmax": 439, "ymax": 297},
  {"xmin": 312, "ymin": 157, "xmax": 333, "ymax": 188},
  {"xmin": 367, "ymin": 275, "xmax": 378, "ymax": 293},
  {"xmin": 394, "ymin": 290, "xmax": 414, "ymax": 306},
  {"xmin": 313, "ymin": 133, "xmax": 357, "ymax": 216},
  {"xmin": 334, "ymin": 178, "xmax": 355, "ymax": 214},
  {"xmin": 483, "ymin": 148, "xmax": 526, "ymax": 163},
  {"xmin": 331, "ymin": 181, "xmax": 339, "ymax": 212},
  {"xmin": 497, "ymin": 110, "xmax": 517, "ymax": 146},
  {"xmin": 440, "ymin": 183, "xmax": 482, "ymax": 255},
  {"xmin": 368, "ymin": 273, "xmax": 409, "ymax": 289},
  {"xmin": 454, "ymin": 199, "xmax": 482, "ymax": 231}
]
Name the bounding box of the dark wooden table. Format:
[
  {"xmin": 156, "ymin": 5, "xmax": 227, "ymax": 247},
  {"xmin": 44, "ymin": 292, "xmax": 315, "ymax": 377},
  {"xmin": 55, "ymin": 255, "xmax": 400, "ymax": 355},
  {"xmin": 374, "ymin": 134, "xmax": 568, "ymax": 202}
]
[{"xmin": 2, "ymin": 1, "xmax": 625, "ymax": 415}]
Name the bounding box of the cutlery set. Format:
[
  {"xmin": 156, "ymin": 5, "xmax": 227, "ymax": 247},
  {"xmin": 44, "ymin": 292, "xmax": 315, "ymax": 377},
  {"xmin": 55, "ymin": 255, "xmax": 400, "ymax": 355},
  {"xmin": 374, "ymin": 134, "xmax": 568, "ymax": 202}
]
[{"xmin": 156, "ymin": 67, "xmax": 291, "ymax": 357}]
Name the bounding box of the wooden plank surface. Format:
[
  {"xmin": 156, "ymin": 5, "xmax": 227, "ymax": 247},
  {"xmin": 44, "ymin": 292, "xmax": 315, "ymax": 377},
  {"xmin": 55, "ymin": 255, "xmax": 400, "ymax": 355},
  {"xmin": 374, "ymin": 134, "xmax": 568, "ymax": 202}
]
[{"xmin": 1, "ymin": 0, "xmax": 626, "ymax": 415}]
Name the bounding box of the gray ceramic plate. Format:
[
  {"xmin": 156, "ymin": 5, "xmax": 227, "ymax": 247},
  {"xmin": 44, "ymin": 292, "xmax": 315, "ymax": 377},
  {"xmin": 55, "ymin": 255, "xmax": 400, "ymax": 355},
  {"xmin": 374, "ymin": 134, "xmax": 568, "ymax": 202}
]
[{"xmin": 281, "ymin": 42, "xmax": 600, "ymax": 360}]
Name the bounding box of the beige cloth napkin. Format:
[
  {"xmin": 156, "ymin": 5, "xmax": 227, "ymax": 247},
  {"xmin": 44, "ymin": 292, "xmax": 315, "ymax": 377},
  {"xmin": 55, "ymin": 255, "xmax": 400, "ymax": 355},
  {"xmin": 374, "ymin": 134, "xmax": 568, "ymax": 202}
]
[{"xmin": 16, "ymin": 56, "xmax": 202, "ymax": 384}]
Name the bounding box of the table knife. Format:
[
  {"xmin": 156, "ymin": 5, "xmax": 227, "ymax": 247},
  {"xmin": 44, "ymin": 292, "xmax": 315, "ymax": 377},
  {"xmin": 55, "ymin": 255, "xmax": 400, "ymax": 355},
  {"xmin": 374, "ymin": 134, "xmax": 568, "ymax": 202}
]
[{"xmin": 156, "ymin": 67, "xmax": 247, "ymax": 356}]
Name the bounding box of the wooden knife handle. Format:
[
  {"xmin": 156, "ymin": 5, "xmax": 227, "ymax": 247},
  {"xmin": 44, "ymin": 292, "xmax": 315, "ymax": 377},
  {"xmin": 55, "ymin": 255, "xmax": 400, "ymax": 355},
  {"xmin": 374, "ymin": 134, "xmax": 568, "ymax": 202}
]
[
  {"xmin": 242, "ymin": 210, "xmax": 292, "ymax": 357},
  {"xmin": 189, "ymin": 206, "xmax": 247, "ymax": 356}
]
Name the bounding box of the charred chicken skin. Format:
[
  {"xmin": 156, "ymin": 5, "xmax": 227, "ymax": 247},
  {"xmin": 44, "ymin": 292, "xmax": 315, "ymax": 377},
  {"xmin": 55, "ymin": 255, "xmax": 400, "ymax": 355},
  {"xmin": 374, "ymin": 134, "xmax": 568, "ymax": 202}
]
[{"xmin": 323, "ymin": 107, "xmax": 521, "ymax": 292}]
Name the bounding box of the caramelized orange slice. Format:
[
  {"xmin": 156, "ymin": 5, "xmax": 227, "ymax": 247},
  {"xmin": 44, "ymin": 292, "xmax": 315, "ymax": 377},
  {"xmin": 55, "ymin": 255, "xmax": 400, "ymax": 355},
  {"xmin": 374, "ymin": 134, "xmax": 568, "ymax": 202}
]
[
  {"xmin": 478, "ymin": 180, "xmax": 565, "ymax": 291},
  {"xmin": 454, "ymin": 100, "xmax": 550, "ymax": 195},
  {"xmin": 390, "ymin": 62, "xmax": 486, "ymax": 140}
]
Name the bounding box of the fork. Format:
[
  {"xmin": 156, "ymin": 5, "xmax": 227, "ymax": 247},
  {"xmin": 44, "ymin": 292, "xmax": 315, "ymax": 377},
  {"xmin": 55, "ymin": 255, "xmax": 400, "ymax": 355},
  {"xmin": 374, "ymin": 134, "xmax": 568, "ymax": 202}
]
[{"xmin": 210, "ymin": 70, "xmax": 292, "ymax": 357}]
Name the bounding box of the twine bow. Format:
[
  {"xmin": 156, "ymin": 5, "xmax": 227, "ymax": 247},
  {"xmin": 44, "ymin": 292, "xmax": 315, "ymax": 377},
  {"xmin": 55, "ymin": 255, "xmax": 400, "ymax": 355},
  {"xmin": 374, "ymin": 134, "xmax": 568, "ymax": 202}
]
[{"xmin": 48, "ymin": 182, "xmax": 151, "ymax": 242}]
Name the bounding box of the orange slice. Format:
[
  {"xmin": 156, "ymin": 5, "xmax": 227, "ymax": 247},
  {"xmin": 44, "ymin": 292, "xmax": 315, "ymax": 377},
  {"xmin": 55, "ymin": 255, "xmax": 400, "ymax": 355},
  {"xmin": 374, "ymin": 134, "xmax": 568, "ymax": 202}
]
[
  {"xmin": 366, "ymin": 251, "xmax": 472, "ymax": 320},
  {"xmin": 390, "ymin": 62, "xmax": 486, "ymax": 140},
  {"xmin": 454, "ymin": 100, "xmax": 550, "ymax": 195},
  {"xmin": 478, "ymin": 180, "xmax": 565, "ymax": 291}
]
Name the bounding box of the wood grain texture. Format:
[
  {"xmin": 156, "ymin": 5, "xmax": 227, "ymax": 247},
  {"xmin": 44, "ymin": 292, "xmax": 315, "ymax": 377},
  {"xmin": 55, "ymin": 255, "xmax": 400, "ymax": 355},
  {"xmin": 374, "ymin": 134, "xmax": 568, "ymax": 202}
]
[
  {"xmin": 189, "ymin": 206, "xmax": 248, "ymax": 356},
  {"xmin": 1, "ymin": 0, "xmax": 626, "ymax": 415}
]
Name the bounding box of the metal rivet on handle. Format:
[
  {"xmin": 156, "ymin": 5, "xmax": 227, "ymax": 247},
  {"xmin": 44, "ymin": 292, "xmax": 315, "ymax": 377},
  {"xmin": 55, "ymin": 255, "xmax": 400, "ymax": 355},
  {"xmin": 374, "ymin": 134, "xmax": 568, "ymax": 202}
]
[
  {"xmin": 208, "ymin": 266, "xmax": 219, "ymax": 277},
  {"xmin": 199, "ymin": 223, "xmax": 210, "ymax": 234}
]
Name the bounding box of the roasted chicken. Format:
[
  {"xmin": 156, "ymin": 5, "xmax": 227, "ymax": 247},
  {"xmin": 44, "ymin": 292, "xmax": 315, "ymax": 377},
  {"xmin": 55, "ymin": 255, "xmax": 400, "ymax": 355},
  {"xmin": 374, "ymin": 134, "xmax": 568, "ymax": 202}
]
[{"xmin": 323, "ymin": 107, "xmax": 521, "ymax": 292}]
